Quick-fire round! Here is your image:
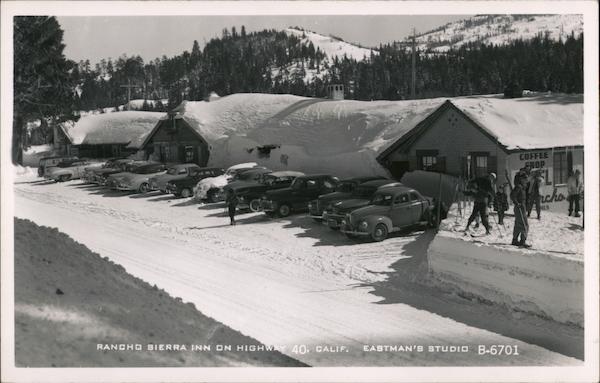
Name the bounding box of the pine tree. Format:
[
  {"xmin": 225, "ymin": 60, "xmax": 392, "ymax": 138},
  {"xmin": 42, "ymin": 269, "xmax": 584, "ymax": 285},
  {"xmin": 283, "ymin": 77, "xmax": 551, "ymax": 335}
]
[{"xmin": 13, "ymin": 16, "xmax": 75, "ymax": 164}]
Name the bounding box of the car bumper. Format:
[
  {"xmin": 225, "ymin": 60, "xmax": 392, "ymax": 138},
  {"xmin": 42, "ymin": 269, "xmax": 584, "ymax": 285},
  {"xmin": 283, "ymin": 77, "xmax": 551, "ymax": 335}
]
[
  {"xmin": 340, "ymin": 227, "xmax": 370, "ymax": 236},
  {"xmin": 165, "ymin": 184, "xmax": 178, "ymax": 194},
  {"xmin": 324, "ymin": 213, "xmax": 344, "ymax": 228},
  {"xmin": 116, "ymin": 184, "xmax": 134, "ymax": 191}
]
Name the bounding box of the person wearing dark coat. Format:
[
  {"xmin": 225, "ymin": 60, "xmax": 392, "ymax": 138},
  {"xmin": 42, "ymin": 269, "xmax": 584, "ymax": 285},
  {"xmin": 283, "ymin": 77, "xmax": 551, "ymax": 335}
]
[
  {"xmin": 464, "ymin": 173, "xmax": 496, "ymax": 234},
  {"xmin": 493, "ymin": 183, "xmax": 509, "ymax": 225},
  {"xmin": 225, "ymin": 189, "xmax": 239, "ymax": 225},
  {"xmin": 511, "ymin": 175, "xmax": 530, "ymax": 247},
  {"xmin": 527, "ymin": 170, "xmax": 544, "ymax": 220}
]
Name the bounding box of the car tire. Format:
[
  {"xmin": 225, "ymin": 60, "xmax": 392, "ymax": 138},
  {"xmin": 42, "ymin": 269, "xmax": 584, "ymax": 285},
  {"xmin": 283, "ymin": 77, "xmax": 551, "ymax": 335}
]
[
  {"xmin": 277, "ymin": 204, "xmax": 291, "ymax": 217},
  {"xmin": 249, "ymin": 199, "xmax": 262, "ymax": 212},
  {"xmin": 207, "ymin": 189, "xmax": 222, "ymax": 203},
  {"xmin": 180, "ymin": 188, "xmax": 192, "ymax": 198},
  {"xmin": 371, "ymin": 223, "xmax": 388, "ymax": 242},
  {"xmin": 138, "ymin": 182, "xmax": 150, "ymax": 193},
  {"xmin": 58, "ymin": 174, "xmax": 71, "ymax": 182}
]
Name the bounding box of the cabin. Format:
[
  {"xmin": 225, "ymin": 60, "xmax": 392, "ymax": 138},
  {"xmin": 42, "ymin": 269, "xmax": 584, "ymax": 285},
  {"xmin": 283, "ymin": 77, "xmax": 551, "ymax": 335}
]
[
  {"xmin": 376, "ymin": 93, "xmax": 584, "ymax": 212},
  {"xmin": 58, "ymin": 111, "xmax": 163, "ymax": 158}
]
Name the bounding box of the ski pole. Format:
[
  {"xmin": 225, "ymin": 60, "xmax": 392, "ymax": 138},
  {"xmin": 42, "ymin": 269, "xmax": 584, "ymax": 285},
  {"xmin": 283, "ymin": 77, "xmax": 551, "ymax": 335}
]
[{"xmin": 516, "ymin": 204, "xmax": 530, "ymax": 242}]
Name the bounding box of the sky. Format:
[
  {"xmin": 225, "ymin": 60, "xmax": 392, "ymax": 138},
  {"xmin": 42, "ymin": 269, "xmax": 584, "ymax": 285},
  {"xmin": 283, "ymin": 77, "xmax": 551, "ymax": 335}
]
[{"xmin": 57, "ymin": 15, "xmax": 468, "ymax": 64}]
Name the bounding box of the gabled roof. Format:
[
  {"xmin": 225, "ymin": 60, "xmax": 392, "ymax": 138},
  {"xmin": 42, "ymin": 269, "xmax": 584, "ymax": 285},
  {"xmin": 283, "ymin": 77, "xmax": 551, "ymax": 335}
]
[
  {"xmin": 61, "ymin": 111, "xmax": 163, "ymax": 148},
  {"xmin": 377, "ymin": 93, "xmax": 583, "ymax": 163}
]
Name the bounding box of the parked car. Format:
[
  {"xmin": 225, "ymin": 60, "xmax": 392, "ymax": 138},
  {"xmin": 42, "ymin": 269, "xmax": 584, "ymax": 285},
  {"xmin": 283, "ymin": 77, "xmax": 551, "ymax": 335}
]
[
  {"xmin": 340, "ymin": 185, "xmax": 437, "ymax": 242},
  {"xmin": 45, "ymin": 160, "xmax": 102, "ymax": 182},
  {"xmin": 224, "ymin": 170, "xmax": 305, "ymax": 211},
  {"xmin": 194, "ymin": 162, "xmax": 260, "ymax": 203},
  {"xmin": 38, "ymin": 156, "xmax": 79, "ymax": 177},
  {"xmin": 81, "ymin": 158, "xmax": 129, "ymax": 184},
  {"xmin": 165, "ymin": 167, "xmax": 225, "ymax": 198},
  {"xmin": 94, "ymin": 159, "xmax": 139, "ymax": 186},
  {"xmin": 148, "ymin": 163, "xmax": 202, "ymax": 193},
  {"xmin": 308, "ymin": 176, "xmax": 386, "ymax": 221},
  {"xmin": 104, "ymin": 161, "xmax": 155, "ymax": 189},
  {"xmin": 260, "ymin": 174, "xmax": 339, "ymax": 217},
  {"xmin": 113, "ymin": 163, "xmax": 168, "ymax": 193},
  {"xmin": 322, "ymin": 179, "xmax": 403, "ymax": 229}
]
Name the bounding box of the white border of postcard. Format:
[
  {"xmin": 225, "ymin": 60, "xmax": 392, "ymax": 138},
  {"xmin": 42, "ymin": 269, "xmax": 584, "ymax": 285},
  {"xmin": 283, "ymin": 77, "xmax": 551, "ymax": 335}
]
[{"xmin": 1, "ymin": 1, "xmax": 599, "ymax": 382}]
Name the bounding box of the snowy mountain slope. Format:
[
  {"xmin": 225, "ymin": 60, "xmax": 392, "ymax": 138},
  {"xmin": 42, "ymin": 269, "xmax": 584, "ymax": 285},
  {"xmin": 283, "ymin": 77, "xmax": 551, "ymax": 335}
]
[
  {"xmin": 284, "ymin": 27, "xmax": 375, "ymax": 61},
  {"xmin": 410, "ymin": 14, "xmax": 583, "ymax": 52}
]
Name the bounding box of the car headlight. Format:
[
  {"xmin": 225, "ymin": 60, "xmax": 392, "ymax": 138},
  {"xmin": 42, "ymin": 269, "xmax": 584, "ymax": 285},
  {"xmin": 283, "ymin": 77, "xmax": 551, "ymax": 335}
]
[
  {"xmin": 359, "ymin": 221, "xmax": 369, "ymax": 231},
  {"xmin": 308, "ymin": 202, "xmax": 313, "ymax": 209},
  {"xmin": 341, "ymin": 219, "xmax": 347, "ymax": 226}
]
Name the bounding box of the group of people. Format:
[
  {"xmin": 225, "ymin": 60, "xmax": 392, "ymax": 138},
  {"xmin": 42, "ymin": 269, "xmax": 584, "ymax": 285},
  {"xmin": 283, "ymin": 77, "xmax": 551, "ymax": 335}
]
[{"xmin": 463, "ymin": 165, "xmax": 583, "ymax": 248}]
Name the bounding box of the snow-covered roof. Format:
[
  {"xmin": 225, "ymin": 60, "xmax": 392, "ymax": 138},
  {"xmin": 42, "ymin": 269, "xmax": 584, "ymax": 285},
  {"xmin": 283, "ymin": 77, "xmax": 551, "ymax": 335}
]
[
  {"xmin": 61, "ymin": 111, "xmax": 163, "ymax": 148},
  {"xmin": 451, "ymin": 93, "xmax": 583, "ymax": 150}
]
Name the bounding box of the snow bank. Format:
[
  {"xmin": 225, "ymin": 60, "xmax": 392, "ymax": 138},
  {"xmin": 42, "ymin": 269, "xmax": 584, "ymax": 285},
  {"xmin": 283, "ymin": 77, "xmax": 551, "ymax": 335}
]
[
  {"xmin": 22, "ymin": 144, "xmax": 56, "ymax": 167},
  {"xmin": 13, "ymin": 164, "xmax": 38, "ymax": 178},
  {"xmin": 427, "ymin": 232, "xmax": 584, "ymax": 327},
  {"xmin": 14, "ymin": 218, "xmax": 304, "ymax": 367}
]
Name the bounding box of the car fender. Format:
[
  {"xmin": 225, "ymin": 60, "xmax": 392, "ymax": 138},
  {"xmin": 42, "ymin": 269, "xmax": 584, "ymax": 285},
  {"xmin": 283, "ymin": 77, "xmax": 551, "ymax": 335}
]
[{"xmin": 360, "ymin": 215, "xmax": 393, "ymax": 232}]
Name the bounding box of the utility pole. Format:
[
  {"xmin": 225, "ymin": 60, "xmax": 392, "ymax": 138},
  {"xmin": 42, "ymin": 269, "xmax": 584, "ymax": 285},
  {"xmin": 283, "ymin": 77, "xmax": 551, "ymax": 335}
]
[
  {"xmin": 411, "ymin": 28, "xmax": 416, "ymax": 99},
  {"xmin": 120, "ymin": 79, "xmax": 141, "ymax": 110}
]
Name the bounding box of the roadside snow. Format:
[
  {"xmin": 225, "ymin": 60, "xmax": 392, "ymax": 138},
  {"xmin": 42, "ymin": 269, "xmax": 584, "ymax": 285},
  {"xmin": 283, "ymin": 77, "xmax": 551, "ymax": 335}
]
[{"xmin": 14, "ymin": 217, "xmax": 304, "ymax": 367}]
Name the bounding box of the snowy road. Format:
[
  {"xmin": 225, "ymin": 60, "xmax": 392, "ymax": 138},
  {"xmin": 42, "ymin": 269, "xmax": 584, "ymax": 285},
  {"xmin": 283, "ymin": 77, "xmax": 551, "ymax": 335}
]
[{"xmin": 13, "ymin": 178, "xmax": 583, "ymax": 366}]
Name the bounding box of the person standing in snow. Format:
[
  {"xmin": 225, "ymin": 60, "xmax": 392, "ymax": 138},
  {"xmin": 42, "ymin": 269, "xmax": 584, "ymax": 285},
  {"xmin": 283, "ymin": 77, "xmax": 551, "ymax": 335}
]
[
  {"xmin": 464, "ymin": 172, "xmax": 496, "ymax": 234},
  {"xmin": 567, "ymin": 169, "xmax": 583, "ymax": 217},
  {"xmin": 225, "ymin": 189, "xmax": 239, "ymax": 225},
  {"xmin": 493, "ymin": 183, "xmax": 509, "ymax": 225},
  {"xmin": 527, "ymin": 170, "xmax": 544, "ymax": 220},
  {"xmin": 511, "ymin": 175, "xmax": 530, "ymax": 247}
]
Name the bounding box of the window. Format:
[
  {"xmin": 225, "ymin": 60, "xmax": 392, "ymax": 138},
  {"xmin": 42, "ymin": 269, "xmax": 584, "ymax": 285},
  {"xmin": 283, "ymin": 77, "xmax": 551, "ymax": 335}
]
[
  {"xmin": 474, "ymin": 155, "xmax": 488, "ymax": 177},
  {"xmin": 421, "ymin": 156, "xmax": 437, "ymax": 171},
  {"xmin": 306, "ymin": 180, "xmax": 318, "ymax": 189},
  {"xmin": 409, "ymin": 191, "xmax": 421, "ymax": 201},
  {"xmin": 323, "ymin": 180, "xmax": 336, "ymax": 190},
  {"xmin": 417, "ymin": 150, "xmax": 438, "ymax": 172},
  {"xmin": 553, "ymin": 152, "xmax": 568, "ymax": 184},
  {"xmin": 394, "ymin": 194, "xmax": 409, "ymax": 204}
]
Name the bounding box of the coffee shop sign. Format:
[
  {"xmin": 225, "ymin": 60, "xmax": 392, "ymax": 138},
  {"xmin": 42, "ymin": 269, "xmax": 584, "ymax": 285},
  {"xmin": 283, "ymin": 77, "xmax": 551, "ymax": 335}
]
[{"xmin": 519, "ymin": 151, "xmax": 549, "ymax": 169}]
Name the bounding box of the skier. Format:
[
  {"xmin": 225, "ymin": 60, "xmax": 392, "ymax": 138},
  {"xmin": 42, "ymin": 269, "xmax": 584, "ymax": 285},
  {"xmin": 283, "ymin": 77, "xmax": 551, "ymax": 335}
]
[
  {"xmin": 464, "ymin": 172, "xmax": 496, "ymax": 234},
  {"xmin": 493, "ymin": 183, "xmax": 509, "ymax": 225},
  {"xmin": 567, "ymin": 169, "xmax": 583, "ymax": 217},
  {"xmin": 511, "ymin": 174, "xmax": 530, "ymax": 247},
  {"xmin": 225, "ymin": 189, "xmax": 239, "ymax": 225},
  {"xmin": 527, "ymin": 170, "xmax": 544, "ymax": 220}
]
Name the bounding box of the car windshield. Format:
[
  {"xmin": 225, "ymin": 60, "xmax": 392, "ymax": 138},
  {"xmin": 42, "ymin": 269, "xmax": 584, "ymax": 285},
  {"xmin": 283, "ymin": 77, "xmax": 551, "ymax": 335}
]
[
  {"xmin": 260, "ymin": 174, "xmax": 277, "ymax": 185},
  {"xmin": 166, "ymin": 167, "xmax": 179, "ymax": 175},
  {"xmin": 336, "ymin": 182, "xmax": 355, "ymax": 193},
  {"xmin": 371, "ymin": 193, "xmax": 393, "ymax": 206},
  {"xmin": 57, "ymin": 161, "xmax": 76, "ymax": 168},
  {"xmin": 353, "ymin": 186, "xmax": 376, "ymax": 198}
]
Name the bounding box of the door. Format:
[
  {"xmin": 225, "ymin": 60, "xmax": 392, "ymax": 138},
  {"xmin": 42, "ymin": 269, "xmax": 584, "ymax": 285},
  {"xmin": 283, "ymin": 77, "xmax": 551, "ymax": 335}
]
[
  {"xmin": 408, "ymin": 191, "xmax": 426, "ymax": 222},
  {"xmin": 390, "ymin": 193, "xmax": 412, "ymax": 228},
  {"xmin": 389, "ymin": 161, "xmax": 410, "ymax": 180}
]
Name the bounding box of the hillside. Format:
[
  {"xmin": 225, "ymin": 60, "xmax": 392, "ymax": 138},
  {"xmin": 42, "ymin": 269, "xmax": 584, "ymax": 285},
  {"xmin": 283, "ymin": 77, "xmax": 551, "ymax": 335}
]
[{"xmin": 410, "ymin": 14, "xmax": 583, "ymax": 52}]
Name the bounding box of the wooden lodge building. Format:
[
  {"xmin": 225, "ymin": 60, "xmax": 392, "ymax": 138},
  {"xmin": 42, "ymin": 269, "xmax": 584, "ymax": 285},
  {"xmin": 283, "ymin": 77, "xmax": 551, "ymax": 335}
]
[
  {"xmin": 139, "ymin": 111, "xmax": 210, "ymax": 166},
  {"xmin": 376, "ymin": 94, "xmax": 584, "ymax": 212}
]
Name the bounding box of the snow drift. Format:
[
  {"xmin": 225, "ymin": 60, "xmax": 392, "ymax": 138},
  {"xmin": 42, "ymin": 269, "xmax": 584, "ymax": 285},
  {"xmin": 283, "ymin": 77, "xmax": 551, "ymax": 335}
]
[{"xmin": 173, "ymin": 92, "xmax": 582, "ymax": 178}]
